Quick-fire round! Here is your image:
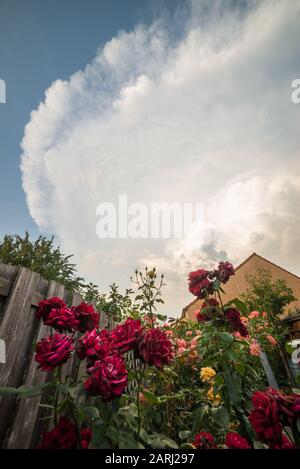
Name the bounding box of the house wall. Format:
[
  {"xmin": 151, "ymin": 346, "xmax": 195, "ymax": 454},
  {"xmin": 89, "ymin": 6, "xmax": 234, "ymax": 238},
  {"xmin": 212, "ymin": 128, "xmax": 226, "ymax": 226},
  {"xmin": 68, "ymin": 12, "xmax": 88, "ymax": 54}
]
[{"xmin": 183, "ymin": 254, "xmax": 300, "ymax": 321}]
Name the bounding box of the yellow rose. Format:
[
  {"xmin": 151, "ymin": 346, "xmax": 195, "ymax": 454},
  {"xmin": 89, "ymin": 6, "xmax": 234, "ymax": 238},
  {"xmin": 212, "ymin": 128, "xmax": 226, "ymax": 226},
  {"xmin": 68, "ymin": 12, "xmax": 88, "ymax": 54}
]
[
  {"xmin": 200, "ymin": 367, "xmax": 216, "ymax": 382},
  {"xmin": 207, "ymin": 387, "xmax": 221, "ymax": 407}
]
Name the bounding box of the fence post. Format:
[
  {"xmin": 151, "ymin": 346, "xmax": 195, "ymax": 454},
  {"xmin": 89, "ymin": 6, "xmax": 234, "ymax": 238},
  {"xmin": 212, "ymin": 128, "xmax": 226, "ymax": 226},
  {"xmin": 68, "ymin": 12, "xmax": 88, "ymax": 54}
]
[
  {"xmin": 5, "ymin": 281, "xmax": 66, "ymax": 448},
  {"xmin": 0, "ymin": 267, "xmax": 41, "ymax": 445}
]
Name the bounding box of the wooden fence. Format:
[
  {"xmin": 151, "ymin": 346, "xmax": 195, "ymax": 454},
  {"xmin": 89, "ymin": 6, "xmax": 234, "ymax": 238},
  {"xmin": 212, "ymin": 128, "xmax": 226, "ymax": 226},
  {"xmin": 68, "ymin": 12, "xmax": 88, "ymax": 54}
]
[{"xmin": 0, "ymin": 262, "xmax": 107, "ymax": 448}]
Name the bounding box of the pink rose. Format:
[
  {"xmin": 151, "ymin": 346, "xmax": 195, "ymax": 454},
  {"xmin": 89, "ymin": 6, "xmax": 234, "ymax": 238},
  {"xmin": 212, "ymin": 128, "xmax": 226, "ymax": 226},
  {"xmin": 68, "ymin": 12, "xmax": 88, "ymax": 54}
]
[
  {"xmin": 249, "ymin": 311, "xmax": 260, "ymax": 319},
  {"xmin": 250, "ymin": 340, "xmax": 262, "ymax": 356}
]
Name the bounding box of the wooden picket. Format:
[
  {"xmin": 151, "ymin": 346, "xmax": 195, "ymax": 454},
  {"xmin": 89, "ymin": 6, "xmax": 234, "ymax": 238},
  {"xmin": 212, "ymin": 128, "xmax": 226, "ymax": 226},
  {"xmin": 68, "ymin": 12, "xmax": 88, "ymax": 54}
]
[{"xmin": 0, "ymin": 262, "xmax": 105, "ymax": 448}]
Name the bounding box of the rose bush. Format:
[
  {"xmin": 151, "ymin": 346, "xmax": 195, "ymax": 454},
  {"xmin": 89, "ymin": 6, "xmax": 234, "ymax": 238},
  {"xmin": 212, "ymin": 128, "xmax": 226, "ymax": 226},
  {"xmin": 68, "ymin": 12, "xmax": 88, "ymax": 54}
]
[{"xmin": 1, "ymin": 263, "xmax": 299, "ymax": 449}]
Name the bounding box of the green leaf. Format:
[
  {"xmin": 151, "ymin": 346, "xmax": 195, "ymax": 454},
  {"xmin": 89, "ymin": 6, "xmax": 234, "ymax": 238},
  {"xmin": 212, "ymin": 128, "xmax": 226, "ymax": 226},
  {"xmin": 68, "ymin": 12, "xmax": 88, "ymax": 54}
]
[
  {"xmin": 105, "ymin": 426, "xmax": 120, "ymax": 443},
  {"xmin": 0, "ymin": 386, "xmax": 18, "ymax": 396},
  {"xmin": 223, "ymin": 368, "xmax": 242, "ymax": 407},
  {"xmin": 179, "ymin": 430, "xmax": 191, "ymax": 440},
  {"xmin": 56, "ymin": 382, "xmax": 70, "ymax": 395},
  {"xmin": 17, "ymin": 383, "xmax": 49, "ymax": 397},
  {"xmin": 218, "ymin": 332, "xmax": 234, "ymax": 344},
  {"xmin": 143, "ymin": 391, "xmax": 159, "ymax": 405},
  {"xmin": 81, "ymin": 406, "xmax": 99, "ymax": 420},
  {"xmin": 224, "ymin": 298, "xmax": 247, "ymax": 314},
  {"xmin": 181, "ymin": 443, "xmax": 196, "ymax": 449},
  {"xmin": 212, "ymin": 406, "xmax": 230, "ymax": 428},
  {"xmin": 150, "ymin": 434, "xmax": 179, "ymax": 449},
  {"xmin": 235, "ymin": 362, "xmax": 246, "ymax": 376},
  {"xmin": 139, "ymin": 428, "xmax": 152, "ymax": 445},
  {"xmin": 119, "ymin": 434, "xmax": 139, "ymax": 449},
  {"xmin": 225, "ymin": 349, "xmax": 239, "ymax": 362},
  {"xmin": 285, "ymin": 342, "xmax": 294, "ymax": 355}
]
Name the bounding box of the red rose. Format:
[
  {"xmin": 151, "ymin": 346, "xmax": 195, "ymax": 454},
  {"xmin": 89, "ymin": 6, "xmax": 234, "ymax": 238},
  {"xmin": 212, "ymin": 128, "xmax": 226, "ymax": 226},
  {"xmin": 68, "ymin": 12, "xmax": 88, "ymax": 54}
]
[
  {"xmin": 193, "ymin": 431, "xmax": 217, "ymax": 449},
  {"xmin": 35, "ymin": 333, "xmax": 74, "ymax": 371},
  {"xmin": 111, "ymin": 318, "xmax": 142, "ymax": 354},
  {"xmin": 225, "ymin": 308, "xmax": 248, "ymax": 337},
  {"xmin": 37, "ymin": 417, "xmax": 77, "ymax": 449},
  {"xmin": 225, "ymin": 432, "xmax": 251, "ymax": 449},
  {"xmin": 138, "ymin": 328, "xmax": 174, "ymax": 369},
  {"xmin": 275, "ymin": 435, "xmax": 296, "ymax": 449},
  {"xmin": 248, "ymin": 390, "xmax": 282, "ymax": 445},
  {"xmin": 80, "ymin": 428, "xmax": 93, "ymax": 449},
  {"xmin": 77, "ymin": 328, "xmax": 111, "ymax": 365},
  {"xmin": 203, "ymin": 298, "xmax": 219, "ymax": 308},
  {"xmin": 215, "ymin": 261, "xmax": 235, "ymax": 284},
  {"xmin": 196, "ymin": 311, "xmax": 210, "ymax": 323},
  {"xmin": 84, "ymin": 355, "xmax": 128, "ymax": 401},
  {"xmin": 37, "ymin": 417, "xmax": 92, "ymax": 449},
  {"xmin": 36, "ymin": 297, "xmax": 66, "ymax": 322},
  {"xmin": 196, "ymin": 298, "xmax": 220, "ymax": 323},
  {"xmin": 44, "ymin": 306, "xmax": 79, "ymax": 332},
  {"xmin": 266, "ymin": 387, "xmax": 300, "ymax": 426},
  {"xmin": 72, "ymin": 302, "xmax": 100, "ymax": 332},
  {"xmin": 188, "ymin": 269, "xmax": 214, "ymax": 298}
]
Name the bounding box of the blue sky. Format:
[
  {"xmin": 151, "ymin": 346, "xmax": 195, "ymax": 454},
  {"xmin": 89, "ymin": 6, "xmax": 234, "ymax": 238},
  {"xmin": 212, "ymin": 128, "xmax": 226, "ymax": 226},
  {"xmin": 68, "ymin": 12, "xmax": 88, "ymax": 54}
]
[
  {"xmin": 1, "ymin": 0, "xmax": 300, "ymax": 315},
  {"xmin": 0, "ymin": 0, "xmax": 157, "ymax": 239}
]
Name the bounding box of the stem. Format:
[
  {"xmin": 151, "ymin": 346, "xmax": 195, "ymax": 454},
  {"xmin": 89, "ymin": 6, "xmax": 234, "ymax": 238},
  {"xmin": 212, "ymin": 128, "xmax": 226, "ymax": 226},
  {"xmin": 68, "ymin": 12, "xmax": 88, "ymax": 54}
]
[
  {"xmin": 54, "ymin": 366, "xmax": 62, "ymax": 426},
  {"xmin": 134, "ymin": 359, "xmax": 144, "ymax": 443},
  {"xmin": 137, "ymin": 373, "xmax": 141, "ymax": 441},
  {"xmin": 69, "ymin": 394, "xmax": 82, "ymax": 449},
  {"xmin": 217, "ymin": 290, "xmax": 224, "ymax": 312}
]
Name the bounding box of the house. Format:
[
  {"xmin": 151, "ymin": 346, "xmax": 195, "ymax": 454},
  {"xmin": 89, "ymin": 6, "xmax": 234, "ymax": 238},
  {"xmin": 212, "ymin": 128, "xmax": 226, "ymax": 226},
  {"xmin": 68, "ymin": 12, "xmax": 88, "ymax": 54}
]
[{"xmin": 182, "ymin": 252, "xmax": 300, "ymax": 321}]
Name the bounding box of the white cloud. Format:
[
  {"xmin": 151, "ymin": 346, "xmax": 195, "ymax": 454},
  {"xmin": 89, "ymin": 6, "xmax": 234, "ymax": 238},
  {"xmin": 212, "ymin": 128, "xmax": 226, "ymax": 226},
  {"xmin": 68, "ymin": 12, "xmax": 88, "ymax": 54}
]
[{"xmin": 21, "ymin": 0, "xmax": 300, "ymax": 315}]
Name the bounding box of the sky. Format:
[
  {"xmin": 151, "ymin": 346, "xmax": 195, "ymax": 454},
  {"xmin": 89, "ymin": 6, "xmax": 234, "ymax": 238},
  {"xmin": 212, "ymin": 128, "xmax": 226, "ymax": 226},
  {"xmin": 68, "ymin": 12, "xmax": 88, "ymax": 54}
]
[{"xmin": 0, "ymin": 0, "xmax": 300, "ymax": 316}]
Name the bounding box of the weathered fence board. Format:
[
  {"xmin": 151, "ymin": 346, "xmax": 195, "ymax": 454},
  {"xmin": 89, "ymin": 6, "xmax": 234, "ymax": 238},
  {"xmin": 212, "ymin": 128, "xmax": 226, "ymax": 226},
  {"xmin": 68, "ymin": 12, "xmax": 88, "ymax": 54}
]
[
  {"xmin": 5, "ymin": 281, "xmax": 65, "ymax": 448},
  {"xmin": 0, "ymin": 262, "xmax": 106, "ymax": 448},
  {"xmin": 0, "ymin": 267, "xmax": 42, "ymax": 444}
]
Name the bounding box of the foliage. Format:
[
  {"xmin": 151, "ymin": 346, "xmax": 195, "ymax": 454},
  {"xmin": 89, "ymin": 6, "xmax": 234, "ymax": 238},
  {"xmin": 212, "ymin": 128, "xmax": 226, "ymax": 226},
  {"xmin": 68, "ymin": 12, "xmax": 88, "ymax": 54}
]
[
  {"xmin": 0, "ymin": 261, "xmax": 299, "ymax": 449},
  {"xmin": 0, "ymin": 232, "xmax": 84, "ymax": 291},
  {"xmin": 241, "ymin": 268, "xmax": 296, "ymax": 318}
]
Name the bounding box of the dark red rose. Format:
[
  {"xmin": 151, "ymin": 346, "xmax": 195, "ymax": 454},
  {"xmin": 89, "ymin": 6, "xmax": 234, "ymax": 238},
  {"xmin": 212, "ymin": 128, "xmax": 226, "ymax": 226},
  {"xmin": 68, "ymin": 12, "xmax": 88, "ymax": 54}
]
[
  {"xmin": 80, "ymin": 428, "xmax": 93, "ymax": 449},
  {"xmin": 77, "ymin": 328, "xmax": 111, "ymax": 365},
  {"xmin": 138, "ymin": 328, "xmax": 174, "ymax": 369},
  {"xmin": 84, "ymin": 355, "xmax": 128, "ymax": 401},
  {"xmin": 196, "ymin": 298, "xmax": 220, "ymax": 323},
  {"xmin": 275, "ymin": 435, "xmax": 296, "ymax": 449},
  {"xmin": 72, "ymin": 302, "xmax": 100, "ymax": 332},
  {"xmin": 248, "ymin": 390, "xmax": 282, "ymax": 445},
  {"xmin": 193, "ymin": 431, "xmax": 217, "ymax": 449},
  {"xmin": 44, "ymin": 306, "xmax": 79, "ymax": 332},
  {"xmin": 196, "ymin": 311, "xmax": 210, "ymax": 323},
  {"xmin": 225, "ymin": 308, "xmax": 248, "ymax": 337},
  {"xmin": 111, "ymin": 318, "xmax": 142, "ymax": 354},
  {"xmin": 37, "ymin": 417, "xmax": 78, "ymax": 449},
  {"xmin": 265, "ymin": 387, "xmax": 300, "ymax": 426},
  {"xmin": 215, "ymin": 261, "xmax": 235, "ymax": 284},
  {"xmin": 203, "ymin": 298, "xmax": 219, "ymax": 308},
  {"xmin": 35, "ymin": 333, "xmax": 74, "ymax": 371},
  {"xmin": 36, "ymin": 297, "xmax": 66, "ymax": 322},
  {"xmin": 188, "ymin": 269, "xmax": 214, "ymax": 298},
  {"xmin": 225, "ymin": 432, "xmax": 251, "ymax": 449}
]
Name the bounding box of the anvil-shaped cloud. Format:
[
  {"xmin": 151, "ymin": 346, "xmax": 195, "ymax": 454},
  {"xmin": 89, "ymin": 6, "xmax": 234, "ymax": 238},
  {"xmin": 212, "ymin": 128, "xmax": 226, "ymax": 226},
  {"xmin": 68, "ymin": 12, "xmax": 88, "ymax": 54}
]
[{"xmin": 21, "ymin": 0, "xmax": 300, "ymax": 315}]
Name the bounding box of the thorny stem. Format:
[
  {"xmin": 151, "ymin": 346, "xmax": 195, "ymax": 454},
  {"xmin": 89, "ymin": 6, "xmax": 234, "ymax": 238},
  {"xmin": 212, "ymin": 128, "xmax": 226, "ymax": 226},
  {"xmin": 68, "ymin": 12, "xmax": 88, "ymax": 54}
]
[
  {"xmin": 54, "ymin": 366, "xmax": 62, "ymax": 426},
  {"xmin": 134, "ymin": 359, "xmax": 144, "ymax": 444}
]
